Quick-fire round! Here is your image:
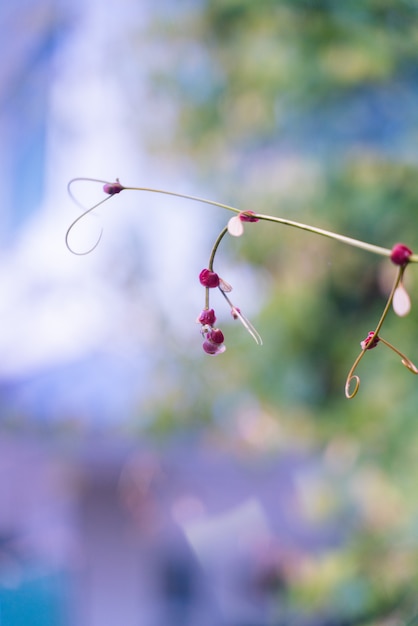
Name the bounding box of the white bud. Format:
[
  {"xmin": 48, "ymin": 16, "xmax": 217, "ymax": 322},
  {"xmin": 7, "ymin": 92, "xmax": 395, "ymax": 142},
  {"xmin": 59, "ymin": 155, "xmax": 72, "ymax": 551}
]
[
  {"xmin": 219, "ymin": 277, "xmax": 233, "ymax": 293},
  {"xmin": 393, "ymin": 283, "xmax": 411, "ymax": 317},
  {"xmin": 227, "ymin": 215, "xmax": 244, "ymax": 237}
]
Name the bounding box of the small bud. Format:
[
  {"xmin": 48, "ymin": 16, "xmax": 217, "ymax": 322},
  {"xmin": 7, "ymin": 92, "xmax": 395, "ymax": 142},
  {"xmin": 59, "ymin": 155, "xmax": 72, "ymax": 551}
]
[
  {"xmin": 230, "ymin": 306, "xmax": 241, "ymax": 320},
  {"xmin": 228, "ymin": 215, "xmax": 244, "ymax": 237},
  {"xmin": 202, "ymin": 340, "xmax": 226, "ymax": 355},
  {"xmin": 393, "ymin": 283, "xmax": 411, "ymax": 317},
  {"xmin": 207, "ymin": 328, "xmax": 224, "ymax": 344},
  {"xmin": 228, "ymin": 211, "xmax": 259, "ymax": 237},
  {"xmin": 239, "ymin": 211, "xmax": 259, "ymax": 223},
  {"xmin": 360, "ymin": 331, "xmax": 379, "ymax": 350},
  {"xmin": 199, "ymin": 269, "xmax": 220, "ymax": 288},
  {"xmin": 219, "ymin": 277, "xmax": 233, "ymax": 293},
  {"xmin": 198, "ymin": 309, "xmax": 216, "ymax": 325},
  {"xmin": 103, "ymin": 181, "xmax": 124, "ymax": 195},
  {"xmin": 390, "ymin": 243, "xmax": 413, "ymax": 266}
]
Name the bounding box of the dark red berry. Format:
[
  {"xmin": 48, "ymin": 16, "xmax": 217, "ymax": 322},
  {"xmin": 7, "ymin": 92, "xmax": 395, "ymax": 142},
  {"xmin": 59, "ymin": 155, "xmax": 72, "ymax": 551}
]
[
  {"xmin": 198, "ymin": 309, "xmax": 217, "ymax": 325},
  {"xmin": 207, "ymin": 328, "xmax": 224, "ymax": 344},
  {"xmin": 103, "ymin": 181, "xmax": 124, "ymax": 195},
  {"xmin": 361, "ymin": 331, "xmax": 380, "ymax": 350},
  {"xmin": 202, "ymin": 340, "xmax": 221, "ymax": 355},
  {"xmin": 239, "ymin": 211, "xmax": 259, "ymax": 223},
  {"xmin": 390, "ymin": 243, "xmax": 412, "ymax": 266},
  {"xmin": 199, "ymin": 269, "xmax": 220, "ymax": 288}
]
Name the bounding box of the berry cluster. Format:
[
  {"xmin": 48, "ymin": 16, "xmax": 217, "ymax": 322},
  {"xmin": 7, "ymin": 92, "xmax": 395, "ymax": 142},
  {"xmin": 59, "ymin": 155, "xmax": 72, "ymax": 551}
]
[
  {"xmin": 198, "ymin": 308, "xmax": 226, "ymax": 356},
  {"xmin": 197, "ymin": 267, "xmax": 262, "ymax": 355}
]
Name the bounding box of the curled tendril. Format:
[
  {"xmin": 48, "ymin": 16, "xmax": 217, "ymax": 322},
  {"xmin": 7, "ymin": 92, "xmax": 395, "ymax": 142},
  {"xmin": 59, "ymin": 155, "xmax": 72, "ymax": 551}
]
[
  {"xmin": 402, "ymin": 359, "xmax": 418, "ymax": 374},
  {"xmin": 345, "ymin": 265, "xmax": 412, "ymax": 399},
  {"xmin": 345, "ymin": 335, "xmax": 418, "ymax": 399},
  {"xmin": 65, "ymin": 178, "xmax": 119, "ymax": 255},
  {"xmin": 379, "ymin": 337, "xmax": 418, "ymax": 375},
  {"xmin": 345, "ymin": 375, "xmax": 360, "ymax": 400},
  {"xmin": 345, "ymin": 349, "xmax": 368, "ymax": 399}
]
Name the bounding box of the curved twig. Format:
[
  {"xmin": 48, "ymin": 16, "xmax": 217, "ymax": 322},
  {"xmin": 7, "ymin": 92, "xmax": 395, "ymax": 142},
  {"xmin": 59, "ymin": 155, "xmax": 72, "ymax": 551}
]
[
  {"xmin": 345, "ymin": 266, "xmax": 406, "ymax": 398},
  {"xmin": 66, "ymin": 178, "xmax": 117, "ymax": 255},
  {"xmin": 379, "ymin": 337, "xmax": 418, "ymax": 374},
  {"xmin": 345, "ymin": 349, "xmax": 368, "ymax": 399},
  {"xmin": 65, "ymin": 196, "xmax": 112, "ymax": 255}
]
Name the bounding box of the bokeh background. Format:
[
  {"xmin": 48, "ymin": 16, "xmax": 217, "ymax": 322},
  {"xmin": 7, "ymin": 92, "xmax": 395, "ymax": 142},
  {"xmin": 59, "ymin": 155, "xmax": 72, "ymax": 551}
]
[{"xmin": 2, "ymin": 0, "xmax": 418, "ymax": 624}]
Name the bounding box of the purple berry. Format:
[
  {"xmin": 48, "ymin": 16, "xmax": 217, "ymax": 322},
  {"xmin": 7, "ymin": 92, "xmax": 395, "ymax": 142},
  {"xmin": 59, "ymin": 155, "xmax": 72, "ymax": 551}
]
[
  {"xmin": 199, "ymin": 269, "xmax": 220, "ymax": 288},
  {"xmin": 103, "ymin": 181, "xmax": 124, "ymax": 195},
  {"xmin": 198, "ymin": 309, "xmax": 217, "ymax": 325},
  {"xmin": 391, "ymin": 243, "xmax": 412, "ymax": 266}
]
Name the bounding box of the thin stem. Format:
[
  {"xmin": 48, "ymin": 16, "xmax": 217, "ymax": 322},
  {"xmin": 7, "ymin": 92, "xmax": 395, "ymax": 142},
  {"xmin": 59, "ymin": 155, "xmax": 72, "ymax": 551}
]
[
  {"xmin": 379, "ymin": 337, "xmax": 418, "ymax": 374},
  {"xmin": 65, "ymin": 195, "xmax": 112, "ymax": 255},
  {"xmin": 124, "ymin": 186, "xmax": 242, "ymax": 216},
  {"xmin": 219, "ymin": 289, "xmax": 263, "ymax": 345},
  {"xmin": 67, "ymin": 178, "xmax": 111, "ymax": 208},
  {"xmin": 203, "ymin": 226, "xmax": 229, "ymax": 310},
  {"xmin": 69, "ymin": 180, "xmax": 418, "ymax": 263},
  {"xmin": 208, "ymin": 226, "xmax": 229, "ymax": 270},
  {"xmin": 346, "ymin": 334, "xmax": 418, "ymax": 399},
  {"xmin": 255, "ymin": 214, "xmax": 394, "ymax": 260},
  {"xmin": 373, "ymin": 266, "xmax": 405, "ymax": 336},
  {"xmin": 345, "ymin": 349, "xmax": 369, "ymax": 399},
  {"xmin": 345, "ymin": 266, "xmax": 407, "ymax": 398},
  {"xmin": 125, "ymin": 186, "xmax": 418, "ymax": 262}
]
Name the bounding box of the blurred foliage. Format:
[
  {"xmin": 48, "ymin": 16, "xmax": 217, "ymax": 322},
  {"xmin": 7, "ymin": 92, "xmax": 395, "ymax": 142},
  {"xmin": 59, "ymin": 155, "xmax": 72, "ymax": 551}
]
[
  {"xmin": 146, "ymin": 0, "xmax": 418, "ymax": 165},
  {"xmin": 130, "ymin": 0, "xmax": 418, "ymax": 622}
]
